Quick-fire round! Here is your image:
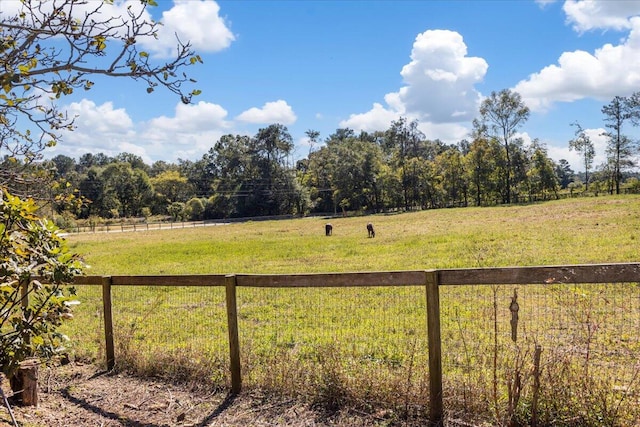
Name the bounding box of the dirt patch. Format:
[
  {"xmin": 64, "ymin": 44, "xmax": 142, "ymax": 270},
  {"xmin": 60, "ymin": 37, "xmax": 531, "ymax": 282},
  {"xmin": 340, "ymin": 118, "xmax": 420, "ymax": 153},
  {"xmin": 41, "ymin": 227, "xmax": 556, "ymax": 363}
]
[{"xmin": 1, "ymin": 363, "xmax": 421, "ymax": 426}]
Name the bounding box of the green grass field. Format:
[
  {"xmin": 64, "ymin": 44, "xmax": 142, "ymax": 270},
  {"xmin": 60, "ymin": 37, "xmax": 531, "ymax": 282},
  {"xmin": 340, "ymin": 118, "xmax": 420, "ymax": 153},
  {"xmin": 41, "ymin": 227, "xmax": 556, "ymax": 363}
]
[
  {"xmin": 68, "ymin": 195, "xmax": 640, "ymax": 275},
  {"xmin": 62, "ymin": 195, "xmax": 640, "ymax": 425}
]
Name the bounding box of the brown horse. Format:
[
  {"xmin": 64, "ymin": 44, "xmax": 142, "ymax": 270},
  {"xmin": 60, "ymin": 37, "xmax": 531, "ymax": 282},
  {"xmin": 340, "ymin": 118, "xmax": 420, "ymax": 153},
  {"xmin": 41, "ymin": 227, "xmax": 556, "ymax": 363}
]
[{"xmin": 367, "ymin": 223, "xmax": 375, "ymax": 238}]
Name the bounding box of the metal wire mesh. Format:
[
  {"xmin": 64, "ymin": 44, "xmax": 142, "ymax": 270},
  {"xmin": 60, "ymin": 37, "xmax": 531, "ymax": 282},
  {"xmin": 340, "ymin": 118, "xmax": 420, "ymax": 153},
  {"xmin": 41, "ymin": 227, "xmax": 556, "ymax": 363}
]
[
  {"xmin": 439, "ymin": 283, "xmax": 640, "ymax": 423},
  {"xmin": 63, "ymin": 277, "xmax": 640, "ymax": 423},
  {"xmin": 109, "ymin": 284, "xmax": 228, "ymax": 385},
  {"xmin": 236, "ymin": 285, "xmax": 429, "ymax": 411}
]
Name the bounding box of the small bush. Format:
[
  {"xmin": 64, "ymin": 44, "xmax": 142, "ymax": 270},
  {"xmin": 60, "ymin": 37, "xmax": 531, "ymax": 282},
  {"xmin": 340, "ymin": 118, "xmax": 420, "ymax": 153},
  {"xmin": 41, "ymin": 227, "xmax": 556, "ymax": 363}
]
[{"xmin": 0, "ymin": 189, "xmax": 84, "ymax": 382}]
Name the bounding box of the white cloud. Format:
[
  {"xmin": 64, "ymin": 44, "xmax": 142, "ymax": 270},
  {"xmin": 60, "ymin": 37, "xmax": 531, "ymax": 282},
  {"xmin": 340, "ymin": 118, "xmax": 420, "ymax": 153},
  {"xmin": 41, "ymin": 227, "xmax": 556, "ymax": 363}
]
[
  {"xmin": 514, "ymin": 17, "xmax": 640, "ymax": 112},
  {"xmin": 66, "ymin": 100, "xmax": 133, "ymax": 133},
  {"xmin": 341, "ymin": 29, "xmax": 487, "ymax": 142},
  {"xmin": 236, "ymin": 100, "xmax": 297, "ymax": 125},
  {"xmin": 146, "ymin": 0, "xmax": 235, "ymax": 58},
  {"xmin": 339, "ymin": 103, "xmax": 399, "ymax": 133},
  {"xmin": 50, "ymin": 100, "xmax": 139, "ymax": 159},
  {"xmin": 147, "ymin": 101, "xmax": 230, "ymax": 132},
  {"xmin": 563, "ymin": 0, "xmax": 640, "ymax": 32},
  {"xmin": 393, "ymin": 30, "xmax": 487, "ymax": 123},
  {"xmin": 49, "ymin": 99, "xmax": 232, "ymax": 163},
  {"xmin": 141, "ymin": 101, "xmax": 231, "ymax": 160}
]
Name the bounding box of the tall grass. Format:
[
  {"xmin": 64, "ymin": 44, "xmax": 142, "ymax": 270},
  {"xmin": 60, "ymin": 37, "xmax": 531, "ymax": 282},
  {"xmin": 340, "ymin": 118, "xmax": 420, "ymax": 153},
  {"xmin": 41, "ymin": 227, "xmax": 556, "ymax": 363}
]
[{"xmin": 62, "ymin": 196, "xmax": 640, "ymax": 425}]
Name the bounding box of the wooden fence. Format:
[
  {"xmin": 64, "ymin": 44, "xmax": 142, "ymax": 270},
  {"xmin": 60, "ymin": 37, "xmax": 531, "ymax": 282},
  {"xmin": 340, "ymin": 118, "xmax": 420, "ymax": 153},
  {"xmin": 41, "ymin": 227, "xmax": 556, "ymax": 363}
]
[{"xmin": 73, "ymin": 262, "xmax": 640, "ymax": 426}]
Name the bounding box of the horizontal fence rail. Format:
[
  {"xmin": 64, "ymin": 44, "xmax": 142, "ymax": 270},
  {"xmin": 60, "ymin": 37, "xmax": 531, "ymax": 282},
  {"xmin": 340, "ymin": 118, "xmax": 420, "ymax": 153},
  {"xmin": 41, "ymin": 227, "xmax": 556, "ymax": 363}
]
[
  {"xmin": 75, "ymin": 263, "xmax": 640, "ymax": 287},
  {"xmin": 68, "ymin": 263, "xmax": 640, "ymax": 426}
]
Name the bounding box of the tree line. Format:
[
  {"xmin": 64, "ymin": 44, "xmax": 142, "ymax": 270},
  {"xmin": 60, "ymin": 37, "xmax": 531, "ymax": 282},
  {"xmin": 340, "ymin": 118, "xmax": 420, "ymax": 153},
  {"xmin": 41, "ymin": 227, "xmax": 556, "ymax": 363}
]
[{"xmin": 14, "ymin": 90, "xmax": 637, "ymax": 226}]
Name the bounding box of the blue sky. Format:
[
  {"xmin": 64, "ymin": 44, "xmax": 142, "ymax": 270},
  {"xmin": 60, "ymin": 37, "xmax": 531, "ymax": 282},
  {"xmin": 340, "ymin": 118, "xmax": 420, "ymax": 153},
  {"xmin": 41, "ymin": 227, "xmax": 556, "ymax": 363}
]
[{"xmin": 6, "ymin": 0, "xmax": 640, "ymax": 171}]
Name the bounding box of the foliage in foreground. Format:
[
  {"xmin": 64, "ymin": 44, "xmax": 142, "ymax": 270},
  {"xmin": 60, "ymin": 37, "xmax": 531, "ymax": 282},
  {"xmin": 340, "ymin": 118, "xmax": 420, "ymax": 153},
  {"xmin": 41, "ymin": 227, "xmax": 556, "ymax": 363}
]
[{"xmin": 0, "ymin": 189, "xmax": 83, "ymax": 382}]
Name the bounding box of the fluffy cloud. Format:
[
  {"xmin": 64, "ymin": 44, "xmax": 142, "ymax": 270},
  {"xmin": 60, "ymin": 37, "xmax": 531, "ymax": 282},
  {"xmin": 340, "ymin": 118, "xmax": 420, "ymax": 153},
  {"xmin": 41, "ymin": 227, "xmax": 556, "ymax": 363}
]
[
  {"xmin": 564, "ymin": 0, "xmax": 640, "ymax": 32},
  {"xmin": 236, "ymin": 100, "xmax": 297, "ymax": 125},
  {"xmin": 50, "ymin": 99, "xmax": 232, "ymax": 163},
  {"xmin": 146, "ymin": 0, "xmax": 235, "ymax": 58},
  {"xmin": 147, "ymin": 101, "xmax": 230, "ymax": 132},
  {"xmin": 514, "ymin": 16, "xmax": 640, "ymax": 111},
  {"xmin": 394, "ymin": 30, "xmax": 488, "ymax": 123},
  {"xmin": 339, "ymin": 103, "xmax": 400, "ymax": 134},
  {"xmin": 66, "ymin": 100, "xmax": 133, "ymax": 133},
  {"xmin": 51, "ymin": 100, "xmax": 139, "ymax": 159},
  {"xmin": 141, "ymin": 101, "xmax": 231, "ymax": 160},
  {"xmin": 341, "ymin": 29, "xmax": 487, "ymax": 141}
]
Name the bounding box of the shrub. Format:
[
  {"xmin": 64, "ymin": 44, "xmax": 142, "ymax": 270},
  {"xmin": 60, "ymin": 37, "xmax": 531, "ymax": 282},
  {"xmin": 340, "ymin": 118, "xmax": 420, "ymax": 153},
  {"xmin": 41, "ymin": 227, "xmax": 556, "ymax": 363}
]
[{"xmin": 0, "ymin": 189, "xmax": 84, "ymax": 382}]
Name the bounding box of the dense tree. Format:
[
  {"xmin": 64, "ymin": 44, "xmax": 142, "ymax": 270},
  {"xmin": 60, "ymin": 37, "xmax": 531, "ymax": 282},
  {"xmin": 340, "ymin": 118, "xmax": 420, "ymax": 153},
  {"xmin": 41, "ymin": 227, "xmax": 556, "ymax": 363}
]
[
  {"xmin": 527, "ymin": 140, "xmax": 559, "ymax": 200},
  {"xmin": 555, "ymin": 159, "xmax": 575, "ymax": 190},
  {"xmin": 167, "ymin": 202, "xmax": 186, "ymax": 222},
  {"xmin": 101, "ymin": 163, "xmax": 153, "ymax": 217},
  {"xmin": 434, "ymin": 146, "xmax": 467, "ymax": 207},
  {"xmin": 383, "ymin": 118, "xmax": 426, "ymax": 210},
  {"xmin": 247, "ymin": 124, "xmax": 295, "ymax": 215},
  {"xmin": 149, "ymin": 160, "xmax": 179, "ymax": 178},
  {"xmin": 114, "ymin": 153, "xmax": 149, "ymax": 172},
  {"xmin": 475, "ymin": 89, "xmax": 530, "ymax": 204},
  {"xmin": 510, "ymin": 138, "xmax": 530, "ymax": 202},
  {"xmin": 186, "ymin": 197, "xmax": 205, "ymax": 220},
  {"xmin": 0, "ymin": 0, "xmax": 201, "ymax": 195},
  {"xmin": 465, "ymin": 136, "xmax": 502, "ymax": 206},
  {"xmin": 149, "ymin": 170, "xmax": 192, "ymax": 214},
  {"xmin": 50, "ymin": 155, "xmax": 77, "ymax": 178},
  {"xmin": 304, "ymin": 145, "xmax": 335, "ymax": 213},
  {"xmin": 27, "ymin": 108, "xmax": 640, "ymax": 224},
  {"xmin": 77, "ymin": 168, "xmax": 105, "ymax": 218},
  {"xmin": 309, "ymin": 131, "xmax": 384, "ymax": 214},
  {"xmin": 77, "ymin": 153, "xmax": 112, "ymax": 173}
]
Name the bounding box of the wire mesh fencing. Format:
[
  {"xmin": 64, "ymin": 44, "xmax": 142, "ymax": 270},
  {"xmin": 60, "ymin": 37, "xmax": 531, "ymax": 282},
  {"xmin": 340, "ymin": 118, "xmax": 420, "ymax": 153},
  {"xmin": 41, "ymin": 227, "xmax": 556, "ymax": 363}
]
[
  {"xmin": 439, "ymin": 282, "xmax": 640, "ymax": 425},
  {"xmin": 236, "ymin": 285, "xmax": 429, "ymax": 415},
  {"xmin": 64, "ymin": 266, "xmax": 640, "ymax": 425},
  {"xmin": 63, "ymin": 283, "xmax": 230, "ymax": 387}
]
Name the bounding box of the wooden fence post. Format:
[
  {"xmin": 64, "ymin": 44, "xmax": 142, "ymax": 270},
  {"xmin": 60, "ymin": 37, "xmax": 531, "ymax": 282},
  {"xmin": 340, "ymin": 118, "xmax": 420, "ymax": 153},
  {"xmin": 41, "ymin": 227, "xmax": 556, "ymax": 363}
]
[
  {"xmin": 101, "ymin": 276, "xmax": 115, "ymax": 371},
  {"xmin": 225, "ymin": 274, "xmax": 242, "ymax": 393},
  {"xmin": 426, "ymin": 270, "xmax": 443, "ymax": 426}
]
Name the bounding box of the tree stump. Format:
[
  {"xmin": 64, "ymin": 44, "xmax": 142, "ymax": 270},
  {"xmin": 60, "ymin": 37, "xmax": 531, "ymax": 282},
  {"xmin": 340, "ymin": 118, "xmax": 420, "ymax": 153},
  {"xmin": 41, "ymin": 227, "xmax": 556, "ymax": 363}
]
[{"xmin": 9, "ymin": 359, "xmax": 39, "ymax": 407}]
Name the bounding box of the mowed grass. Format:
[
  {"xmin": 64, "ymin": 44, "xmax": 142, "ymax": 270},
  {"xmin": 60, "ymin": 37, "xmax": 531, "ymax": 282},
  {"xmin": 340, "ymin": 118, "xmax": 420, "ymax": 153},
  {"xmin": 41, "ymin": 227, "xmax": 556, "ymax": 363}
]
[{"xmin": 62, "ymin": 196, "xmax": 640, "ymax": 425}]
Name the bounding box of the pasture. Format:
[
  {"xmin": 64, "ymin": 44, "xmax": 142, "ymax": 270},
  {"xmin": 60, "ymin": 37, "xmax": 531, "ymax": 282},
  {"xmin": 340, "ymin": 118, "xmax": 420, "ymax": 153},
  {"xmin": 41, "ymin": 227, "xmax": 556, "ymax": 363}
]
[{"xmin": 62, "ymin": 196, "xmax": 640, "ymax": 425}]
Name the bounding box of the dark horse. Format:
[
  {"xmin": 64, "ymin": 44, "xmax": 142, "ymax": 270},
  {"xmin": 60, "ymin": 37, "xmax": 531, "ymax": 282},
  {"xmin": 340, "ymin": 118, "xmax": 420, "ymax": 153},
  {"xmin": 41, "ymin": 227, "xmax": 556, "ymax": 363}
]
[
  {"xmin": 367, "ymin": 223, "xmax": 375, "ymax": 238},
  {"xmin": 325, "ymin": 223, "xmax": 333, "ymax": 236}
]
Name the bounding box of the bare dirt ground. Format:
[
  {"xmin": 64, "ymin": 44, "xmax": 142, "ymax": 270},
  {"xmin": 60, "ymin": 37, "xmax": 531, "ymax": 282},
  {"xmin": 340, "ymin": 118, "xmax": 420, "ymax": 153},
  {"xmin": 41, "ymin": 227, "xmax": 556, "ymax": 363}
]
[{"xmin": 1, "ymin": 363, "xmax": 425, "ymax": 427}]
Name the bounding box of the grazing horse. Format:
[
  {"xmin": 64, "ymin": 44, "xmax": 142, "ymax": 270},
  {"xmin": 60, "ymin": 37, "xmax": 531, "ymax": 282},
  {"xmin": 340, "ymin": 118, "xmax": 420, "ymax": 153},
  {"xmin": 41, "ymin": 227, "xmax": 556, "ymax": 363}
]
[
  {"xmin": 325, "ymin": 223, "xmax": 333, "ymax": 236},
  {"xmin": 367, "ymin": 223, "xmax": 375, "ymax": 238}
]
